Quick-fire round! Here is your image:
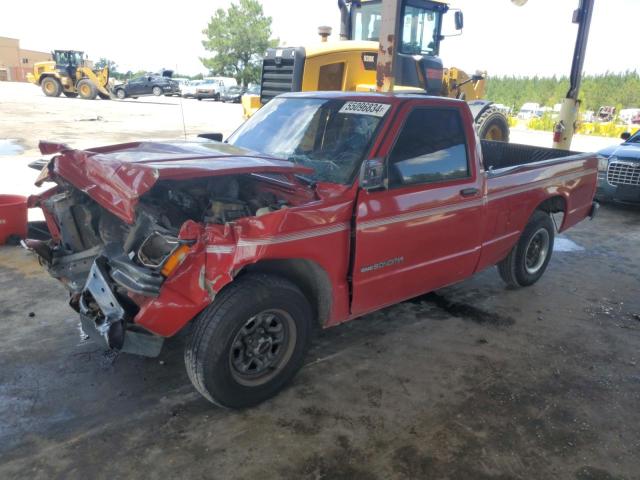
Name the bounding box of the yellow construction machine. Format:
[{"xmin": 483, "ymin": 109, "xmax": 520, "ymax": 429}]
[
  {"xmin": 243, "ymin": 0, "xmax": 509, "ymax": 141},
  {"xmin": 27, "ymin": 50, "xmax": 111, "ymax": 100}
]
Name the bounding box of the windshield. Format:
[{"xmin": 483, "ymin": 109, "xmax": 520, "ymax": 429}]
[
  {"xmin": 400, "ymin": 5, "xmax": 441, "ymax": 55},
  {"xmin": 227, "ymin": 98, "xmax": 389, "ymax": 184},
  {"xmin": 626, "ymin": 131, "xmax": 640, "ymax": 143},
  {"xmin": 351, "ymin": 1, "xmax": 383, "ymax": 41}
]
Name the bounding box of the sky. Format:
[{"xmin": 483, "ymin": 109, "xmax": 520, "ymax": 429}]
[{"xmin": 1, "ymin": 0, "xmax": 637, "ymax": 78}]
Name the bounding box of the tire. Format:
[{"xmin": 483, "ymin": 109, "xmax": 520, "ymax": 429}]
[
  {"xmin": 41, "ymin": 77, "xmax": 61, "ymax": 97},
  {"xmin": 497, "ymin": 210, "xmax": 555, "ymax": 288},
  {"xmin": 77, "ymin": 79, "xmax": 97, "ymax": 100},
  {"xmin": 197, "ymin": 97, "xmax": 202, "ymax": 101},
  {"xmin": 62, "ymin": 91, "xmax": 78, "ymax": 98},
  {"xmin": 115, "ymin": 88, "xmax": 126, "ymax": 100},
  {"xmin": 185, "ymin": 274, "xmax": 313, "ymax": 409},
  {"xmin": 476, "ymin": 106, "xmax": 510, "ymax": 142},
  {"xmin": 152, "ymin": 86, "xmax": 163, "ymax": 96}
]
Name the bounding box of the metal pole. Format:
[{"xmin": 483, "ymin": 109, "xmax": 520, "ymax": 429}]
[
  {"xmin": 553, "ymin": 0, "xmax": 595, "ymax": 150},
  {"xmin": 376, "ymin": 0, "xmax": 403, "ymax": 92}
]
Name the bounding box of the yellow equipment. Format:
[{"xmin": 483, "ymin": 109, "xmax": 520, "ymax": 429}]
[
  {"xmin": 27, "ymin": 50, "xmax": 111, "ymax": 100},
  {"xmin": 244, "ymin": 0, "xmax": 509, "ymax": 141}
]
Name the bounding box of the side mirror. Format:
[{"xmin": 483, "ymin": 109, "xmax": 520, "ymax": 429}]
[
  {"xmin": 455, "ymin": 11, "xmax": 464, "ymax": 30},
  {"xmin": 359, "ymin": 158, "xmax": 386, "ymax": 191},
  {"xmin": 198, "ymin": 133, "xmax": 224, "ymax": 142},
  {"xmin": 621, "ymin": 132, "xmax": 631, "ymax": 141}
]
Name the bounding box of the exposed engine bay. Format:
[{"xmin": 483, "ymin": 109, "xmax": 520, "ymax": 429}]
[
  {"xmin": 41, "ymin": 174, "xmax": 295, "ymax": 289},
  {"xmin": 31, "ymin": 173, "xmax": 301, "ymax": 354}
]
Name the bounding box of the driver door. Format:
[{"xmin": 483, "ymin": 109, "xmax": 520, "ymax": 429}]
[{"xmin": 351, "ymin": 100, "xmax": 484, "ymax": 315}]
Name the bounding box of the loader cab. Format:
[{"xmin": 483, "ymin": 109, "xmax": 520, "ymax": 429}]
[
  {"xmin": 347, "ymin": 0, "xmax": 450, "ymax": 94},
  {"xmin": 52, "ymin": 50, "xmax": 85, "ymax": 79}
]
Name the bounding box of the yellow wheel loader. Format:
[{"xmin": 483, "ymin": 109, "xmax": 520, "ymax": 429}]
[
  {"xmin": 243, "ymin": 0, "xmax": 509, "ymax": 141},
  {"xmin": 26, "ymin": 50, "xmax": 111, "ymax": 100}
]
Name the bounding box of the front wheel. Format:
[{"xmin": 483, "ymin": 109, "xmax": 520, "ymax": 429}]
[
  {"xmin": 41, "ymin": 77, "xmax": 61, "ymax": 97},
  {"xmin": 77, "ymin": 79, "xmax": 97, "ymax": 100},
  {"xmin": 115, "ymin": 88, "xmax": 126, "ymax": 99},
  {"xmin": 497, "ymin": 210, "xmax": 555, "ymax": 287},
  {"xmin": 185, "ymin": 274, "xmax": 313, "ymax": 408}
]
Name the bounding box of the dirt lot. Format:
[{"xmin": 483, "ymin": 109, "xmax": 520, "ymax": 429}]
[{"xmin": 1, "ymin": 82, "xmax": 640, "ymax": 479}]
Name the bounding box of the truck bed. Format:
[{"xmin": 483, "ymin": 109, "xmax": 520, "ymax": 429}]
[{"xmin": 481, "ymin": 140, "xmax": 579, "ymax": 171}]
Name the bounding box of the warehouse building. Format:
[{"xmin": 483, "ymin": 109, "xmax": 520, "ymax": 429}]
[{"xmin": 0, "ymin": 36, "xmax": 51, "ymax": 82}]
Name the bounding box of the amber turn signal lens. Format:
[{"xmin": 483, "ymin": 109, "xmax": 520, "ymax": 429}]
[{"xmin": 161, "ymin": 245, "xmax": 190, "ymax": 277}]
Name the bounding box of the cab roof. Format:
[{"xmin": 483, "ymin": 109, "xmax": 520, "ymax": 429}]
[{"xmin": 279, "ymin": 90, "xmax": 467, "ymax": 107}]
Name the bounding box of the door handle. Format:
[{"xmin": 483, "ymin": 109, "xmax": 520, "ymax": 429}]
[{"xmin": 460, "ymin": 188, "xmax": 479, "ymax": 197}]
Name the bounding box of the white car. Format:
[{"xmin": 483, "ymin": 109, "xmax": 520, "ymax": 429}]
[{"xmin": 182, "ymin": 80, "xmax": 204, "ymax": 99}]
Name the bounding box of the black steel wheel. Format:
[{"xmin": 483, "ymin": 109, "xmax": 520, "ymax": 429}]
[
  {"xmin": 229, "ymin": 309, "xmax": 296, "ymax": 386},
  {"xmin": 185, "ymin": 274, "xmax": 312, "ymax": 408}
]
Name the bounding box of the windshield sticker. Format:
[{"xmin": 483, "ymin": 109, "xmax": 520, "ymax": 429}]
[{"xmin": 339, "ymin": 102, "xmax": 390, "ymax": 117}]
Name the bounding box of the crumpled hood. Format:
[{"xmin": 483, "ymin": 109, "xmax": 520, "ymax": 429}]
[{"xmin": 39, "ymin": 140, "xmax": 313, "ymax": 224}]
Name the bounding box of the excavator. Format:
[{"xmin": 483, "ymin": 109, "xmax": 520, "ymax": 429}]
[
  {"xmin": 242, "ymin": 0, "xmax": 511, "ymax": 141},
  {"xmin": 26, "ymin": 50, "xmax": 111, "ymax": 100}
]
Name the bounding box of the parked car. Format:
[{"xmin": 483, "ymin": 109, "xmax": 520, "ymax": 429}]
[
  {"xmin": 112, "ymin": 74, "xmax": 180, "ymax": 99},
  {"xmin": 221, "ymin": 85, "xmax": 245, "ymax": 103},
  {"xmin": 195, "ymin": 79, "xmax": 223, "ymax": 101},
  {"xmin": 181, "ymin": 80, "xmax": 204, "ymax": 98},
  {"xmin": 169, "ymin": 78, "xmax": 190, "ymax": 97},
  {"xmin": 517, "ymin": 102, "xmax": 541, "ymax": 120},
  {"xmin": 596, "ymin": 130, "xmax": 640, "ymax": 203},
  {"xmin": 27, "ymin": 92, "xmax": 598, "ymax": 408}
]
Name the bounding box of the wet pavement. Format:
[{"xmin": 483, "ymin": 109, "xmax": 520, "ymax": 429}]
[{"xmin": 1, "ymin": 205, "xmax": 639, "ymax": 479}]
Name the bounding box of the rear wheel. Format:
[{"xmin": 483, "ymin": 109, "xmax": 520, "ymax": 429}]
[
  {"xmin": 476, "ymin": 106, "xmax": 510, "ymax": 142},
  {"xmin": 77, "ymin": 79, "xmax": 97, "ymax": 100},
  {"xmin": 41, "ymin": 77, "xmax": 61, "ymax": 97},
  {"xmin": 152, "ymin": 86, "xmax": 163, "ymax": 96},
  {"xmin": 185, "ymin": 274, "xmax": 313, "ymax": 409},
  {"xmin": 497, "ymin": 210, "xmax": 555, "ymax": 287},
  {"xmin": 62, "ymin": 91, "xmax": 78, "ymax": 98}
]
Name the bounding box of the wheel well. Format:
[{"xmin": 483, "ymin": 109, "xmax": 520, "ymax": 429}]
[
  {"xmin": 535, "ymin": 195, "xmax": 566, "ymax": 230},
  {"xmin": 536, "ymin": 195, "xmax": 566, "ymax": 215},
  {"xmin": 241, "ymin": 259, "xmax": 332, "ymax": 327}
]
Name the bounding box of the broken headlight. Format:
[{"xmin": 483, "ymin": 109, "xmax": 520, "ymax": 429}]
[{"xmin": 138, "ymin": 232, "xmax": 190, "ymax": 276}]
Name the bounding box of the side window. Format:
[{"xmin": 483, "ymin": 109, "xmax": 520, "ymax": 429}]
[{"xmin": 388, "ymin": 107, "xmax": 469, "ymax": 187}]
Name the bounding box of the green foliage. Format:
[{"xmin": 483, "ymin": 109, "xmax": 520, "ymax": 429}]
[
  {"xmin": 527, "ymin": 113, "xmax": 556, "ymax": 132},
  {"xmin": 486, "ymin": 71, "xmax": 640, "ymax": 113},
  {"xmin": 95, "ymin": 57, "xmax": 117, "ymax": 71},
  {"xmin": 201, "ymin": 0, "xmax": 278, "ymax": 86}
]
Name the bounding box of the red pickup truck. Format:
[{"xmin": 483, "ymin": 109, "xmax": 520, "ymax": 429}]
[{"xmin": 28, "ymin": 92, "xmax": 598, "ymax": 408}]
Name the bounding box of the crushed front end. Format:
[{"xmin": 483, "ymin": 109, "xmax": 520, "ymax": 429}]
[{"xmin": 26, "ymin": 140, "xmax": 317, "ymax": 356}]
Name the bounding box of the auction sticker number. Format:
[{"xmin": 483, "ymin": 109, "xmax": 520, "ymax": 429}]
[{"xmin": 339, "ymin": 102, "xmax": 390, "ymax": 117}]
